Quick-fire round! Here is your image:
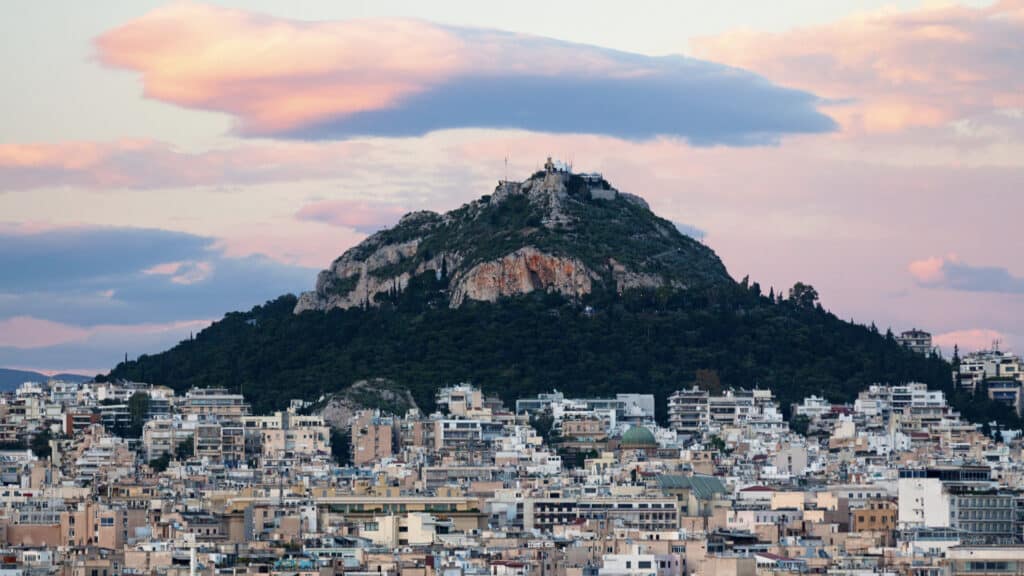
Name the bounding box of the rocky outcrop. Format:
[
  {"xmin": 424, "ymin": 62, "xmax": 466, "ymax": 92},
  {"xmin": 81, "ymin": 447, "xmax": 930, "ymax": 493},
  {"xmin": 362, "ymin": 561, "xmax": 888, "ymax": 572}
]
[
  {"xmin": 317, "ymin": 378, "xmax": 419, "ymax": 429},
  {"xmin": 294, "ymin": 239, "xmax": 418, "ymax": 312},
  {"xmin": 294, "ymin": 237, "xmax": 460, "ymax": 313},
  {"xmin": 294, "ymin": 161, "xmax": 732, "ymax": 314},
  {"xmin": 450, "ymin": 247, "xmax": 597, "ymax": 307},
  {"xmin": 607, "ymin": 258, "xmax": 682, "ymax": 292}
]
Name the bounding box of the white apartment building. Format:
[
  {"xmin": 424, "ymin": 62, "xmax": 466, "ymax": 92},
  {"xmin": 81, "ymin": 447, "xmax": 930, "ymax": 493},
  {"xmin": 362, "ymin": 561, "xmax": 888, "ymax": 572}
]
[
  {"xmin": 516, "ymin": 391, "xmax": 655, "ymax": 422},
  {"xmin": 668, "ymin": 387, "xmax": 782, "ymax": 434},
  {"xmin": 600, "ymin": 545, "xmax": 682, "ymax": 576},
  {"xmin": 433, "ymin": 419, "xmax": 505, "ymax": 452},
  {"xmin": 854, "ymin": 383, "xmax": 947, "ymax": 417},
  {"xmin": 793, "ymin": 395, "xmax": 832, "ymax": 421},
  {"xmin": 956, "ymin": 349, "xmax": 1023, "ymax": 391}
]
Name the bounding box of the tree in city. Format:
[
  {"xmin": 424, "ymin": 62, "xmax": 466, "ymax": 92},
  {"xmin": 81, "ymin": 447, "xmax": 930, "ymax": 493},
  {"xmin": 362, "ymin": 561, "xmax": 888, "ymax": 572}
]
[
  {"xmin": 330, "ymin": 428, "xmax": 351, "ymax": 466},
  {"xmin": 529, "ymin": 412, "xmax": 556, "ymax": 445},
  {"xmin": 128, "ymin": 392, "xmax": 151, "ymax": 438},
  {"xmin": 30, "ymin": 428, "xmax": 52, "ymax": 459},
  {"xmin": 175, "ymin": 437, "xmax": 194, "ymax": 460},
  {"xmin": 149, "ymin": 452, "xmax": 171, "ymax": 472},
  {"xmin": 789, "ymin": 415, "xmax": 811, "ymax": 436},
  {"xmin": 708, "ymin": 435, "xmax": 727, "ymax": 454}
]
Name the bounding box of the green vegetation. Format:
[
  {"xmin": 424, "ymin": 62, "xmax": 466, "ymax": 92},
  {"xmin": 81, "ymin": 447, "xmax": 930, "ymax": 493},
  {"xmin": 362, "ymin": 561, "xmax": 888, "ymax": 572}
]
[
  {"xmin": 175, "ymin": 437, "xmax": 194, "ymax": 460},
  {"xmin": 325, "ymin": 273, "xmax": 360, "ymax": 297},
  {"xmin": 789, "ymin": 415, "xmax": 811, "ymax": 436},
  {"xmin": 530, "ymin": 413, "xmax": 555, "ymax": 445},
  {"xmin": 149, "ymin": 452, "xmax": 171, "ymax": 472},
  {"xmin": 128, "ymin": 392, "xmax": 150, "ymax": 438},
  {"xmin": 330, "ymin": 429, "xmax": 351, "ymax": 466},
  {"xmin": 103, "ymin": 276, "xmax": 1015, "ymax": 428},
  {"xmin": 30, "ymin": 429, "xmax": 52, "ymax": 459},
  {"xmin": 708, "ymin": 435, "xmax": 728, "ymax": 453}
]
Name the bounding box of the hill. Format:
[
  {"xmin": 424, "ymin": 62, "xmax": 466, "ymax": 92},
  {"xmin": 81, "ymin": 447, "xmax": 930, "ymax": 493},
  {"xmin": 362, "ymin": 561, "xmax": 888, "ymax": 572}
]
[
  {"xmin": 106, "ymin": 287, "xmax": 1015, "ymax": 426},
  {"xmin": 104, "ymin": 163, "xmax": 1017, "ymax": 427},
  {"xmin": 0, "ymin": 368, "xmax": 91, "ymax": 390}
]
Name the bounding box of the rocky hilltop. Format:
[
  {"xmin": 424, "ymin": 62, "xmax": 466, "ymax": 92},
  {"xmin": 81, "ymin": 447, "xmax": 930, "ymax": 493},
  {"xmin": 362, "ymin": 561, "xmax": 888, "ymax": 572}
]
[
  {"xmin": 295, "ymin": 159, "xmax": 732, "ymax": 313},
  {"xmin": 105, "ymin": 160, "xmax": 961, "ymax": 424}
]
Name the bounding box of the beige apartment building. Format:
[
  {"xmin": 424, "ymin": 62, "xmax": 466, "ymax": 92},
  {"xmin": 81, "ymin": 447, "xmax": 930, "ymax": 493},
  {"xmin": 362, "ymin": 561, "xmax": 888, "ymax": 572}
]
[
  {"xmin": 351, "ymin": 411, "xmax": 396, "ymax": 466},
  {"xmin": 360, "ymin": 512, "xmax": 445, "ymax": 547},
  {"xmin": 242, "ymin": 410, "xmax": 330, "ymax": 460},
  {"xmin": 180, "ymin": 387, "xmax": 251, "ymax": 419}
]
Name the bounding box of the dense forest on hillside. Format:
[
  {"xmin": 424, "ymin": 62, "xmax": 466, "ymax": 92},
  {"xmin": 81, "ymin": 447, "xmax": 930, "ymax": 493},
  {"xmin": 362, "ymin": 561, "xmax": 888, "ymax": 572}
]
[{"xmin": 104, "ymin": 275, "xmax": 1020, "ymax": 429}]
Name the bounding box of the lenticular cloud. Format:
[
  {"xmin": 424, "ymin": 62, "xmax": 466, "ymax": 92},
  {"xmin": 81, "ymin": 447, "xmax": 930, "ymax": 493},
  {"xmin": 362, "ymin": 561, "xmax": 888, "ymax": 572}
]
[{"xmin": 96, "ymin": 3, "xmax": 834, "ymax": 145}]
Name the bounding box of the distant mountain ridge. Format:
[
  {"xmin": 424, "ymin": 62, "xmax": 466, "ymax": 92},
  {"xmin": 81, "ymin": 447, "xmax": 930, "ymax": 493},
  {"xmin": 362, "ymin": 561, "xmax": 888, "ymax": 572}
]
[{"xmin": 0, "ymin": 368, "xmax": 91, "ymax": 390}]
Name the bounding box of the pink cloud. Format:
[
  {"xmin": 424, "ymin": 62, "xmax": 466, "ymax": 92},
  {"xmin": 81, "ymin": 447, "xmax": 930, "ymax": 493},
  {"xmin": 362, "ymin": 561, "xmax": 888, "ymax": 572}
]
[
  {"xmin": 907, "ymin": 253, "xmax": 1024, "ymax": 294},
  {"xmin": 0, "ymin": 139, "xmax": 366, "ymax": 190},
  {"xmin": 96, "ymin": 3, "xmax": 468, "ymax": 135},
  {"xmin": 92, "ymin": 2, "xmax": 671, "ymax": 135},
  {"xmin": 692, "ymin": 1, "xmax": 1024, "ymax": 132},
  {"xmin": 0, "ymin": 316, "xmax": 211, "ymax": 350},
  {"xmin": 295, "ymin": 200, "xmax": 407, "ymax": 233},
  {"xmin": 934, "ymin": 329, "xmax": 1009, "ymax": 354},
  {"xmin": 92, "ymin": 3, "xmax": 831, "ymax": 142},
  {"xmin": 908, "ymin": 255, "xmax": 951, "ymax": 285}
]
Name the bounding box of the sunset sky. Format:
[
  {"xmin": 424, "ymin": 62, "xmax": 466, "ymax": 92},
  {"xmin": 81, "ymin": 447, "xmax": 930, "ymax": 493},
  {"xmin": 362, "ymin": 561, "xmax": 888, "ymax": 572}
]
[{"xmin": 2, "ymin": 0, "xmax": 1022, "ymax": 374}]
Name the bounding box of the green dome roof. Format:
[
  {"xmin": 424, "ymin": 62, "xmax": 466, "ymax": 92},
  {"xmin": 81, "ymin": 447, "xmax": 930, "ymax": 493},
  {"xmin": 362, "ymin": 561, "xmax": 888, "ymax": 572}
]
[{"xmin": 621, "ymin": 425, "xmax": 657, "ymax": 447}]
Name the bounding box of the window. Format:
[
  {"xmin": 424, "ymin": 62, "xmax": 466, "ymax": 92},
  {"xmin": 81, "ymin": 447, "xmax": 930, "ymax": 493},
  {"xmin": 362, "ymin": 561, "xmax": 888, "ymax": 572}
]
[
  {"xmin": 638, "ymin": 561, "xmax": 652, "ymax": 569},
  {"xmin": 968, "ymin": 561, "xmax": 1008, "ymax": 572}
]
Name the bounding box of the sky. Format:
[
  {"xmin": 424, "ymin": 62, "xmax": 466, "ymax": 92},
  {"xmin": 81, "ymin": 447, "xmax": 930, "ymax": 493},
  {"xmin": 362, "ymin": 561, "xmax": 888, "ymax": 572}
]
[{"xmin": 1, "ymin": 0, "xmax": 1022, "ymax": 374}]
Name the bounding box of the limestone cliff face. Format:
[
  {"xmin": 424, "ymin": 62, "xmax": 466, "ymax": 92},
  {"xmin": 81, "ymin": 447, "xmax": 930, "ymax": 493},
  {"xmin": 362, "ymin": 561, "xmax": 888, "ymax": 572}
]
[
  {"xmin": 294, "ymin": 211, "xmax": 460, "ymax": 313},
  {"xmin": 294, "ymin": 162, "xmax": 732, "ymax": 314},
  {"xmin": 449, "ymin": 247, "xmax": 597, "ymax": 307},
  {"xmin": 294, "ymin": 239, "xmax": 417, "ymax": 312}
]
